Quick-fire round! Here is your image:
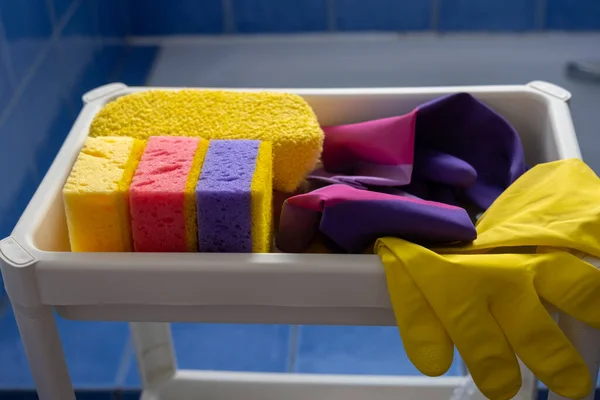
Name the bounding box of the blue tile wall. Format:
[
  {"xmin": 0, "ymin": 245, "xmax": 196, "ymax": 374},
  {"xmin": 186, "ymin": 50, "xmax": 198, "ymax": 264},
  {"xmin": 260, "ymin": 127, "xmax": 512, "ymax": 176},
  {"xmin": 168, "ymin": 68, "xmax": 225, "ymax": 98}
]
[
  {"xmin": 127, "ymin": 0, "xmax": 223, "ymax": 35},
  {"xmin": 123, "ymin": 323, "xmax": 292, "ymax": 387},
  {"xmin": 335, "ymin": 0, "xmax": 431, "ymax": 31},
  {"xmin": 96, "ymin": 1, "xmax": 129, "ymax": 37},
  {"xmin": 233, "ymin": 0, "xmax": 327, "ymax": 33},
  {"xmin": 116, "ymin": 46, "xmax": 160, "ymax": 85},
  {"xmin": 0, "ymin": 309, "xmax": 129, "ymax": 389},
  {"xmin": 546, "ymin": 0, "xmax": 600, "ymax": 30},
  {"xmin": 438, "ymin": 0, "xmax": 538, "ymax": 31},
  {"xmin": 0, "ymin": 0, "xmax": 53, "ymax": 84},
  {"xmin": 294, "ymin": 325, "xmax": 464, "ymax": 375},
  {"xmin": 59, "ymin": 0, "xmax": 128, "ymax": 38},
  {"xmin": 50, "ymin": 0, "xmax": 75, "ymax": 25},
  {"xmin": 116, "ymin": 0, "xmax": 600, "ymax": 33},
  {"xmin": 0, "ymin": 50, "xmax": 14, "ymax": 115}
]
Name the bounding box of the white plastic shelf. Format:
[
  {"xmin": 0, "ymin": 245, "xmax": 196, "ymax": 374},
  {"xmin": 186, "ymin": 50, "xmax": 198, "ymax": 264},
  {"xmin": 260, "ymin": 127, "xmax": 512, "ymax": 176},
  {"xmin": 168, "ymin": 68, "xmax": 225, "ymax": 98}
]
[{"xmin": 0, "ymin": 82, "xmax": 591, "ymax": 400}]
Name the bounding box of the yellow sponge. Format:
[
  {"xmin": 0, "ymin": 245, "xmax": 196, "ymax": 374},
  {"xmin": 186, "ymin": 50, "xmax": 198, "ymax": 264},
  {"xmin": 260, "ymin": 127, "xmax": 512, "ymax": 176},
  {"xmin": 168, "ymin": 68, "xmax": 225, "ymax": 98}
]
[
  {"xmin": 63, "ymin": 137, "xmax": 145, "ymax": 252},
  {"xmin": 88, "ymin": 90, "xmax": 323, "ymax": 192},
  {"xmin": 251, "ymin": 142, "xmax": 273, "ymax": 253}
]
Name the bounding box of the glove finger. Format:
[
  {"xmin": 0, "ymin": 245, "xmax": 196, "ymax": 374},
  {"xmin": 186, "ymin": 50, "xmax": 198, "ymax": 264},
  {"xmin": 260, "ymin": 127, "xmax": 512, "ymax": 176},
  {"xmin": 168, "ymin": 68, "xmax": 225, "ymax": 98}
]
[
  {"xmin": 441, "ymin": 303, "xmax": 521, "ymax": 400},
  {"xmin": 379, "ymin": 247, "xmax": 454, "ymax": 376},
  {"xmin": 492, "ymin": 287, "xmax": 591, "ymax": 399},
  {"xmin": 415, "ymin": 149, "xmax": 477, "ymax": 187},
  {"xmin": 535, "ymin": 251, "xmax": 600, "ymax": 329}
]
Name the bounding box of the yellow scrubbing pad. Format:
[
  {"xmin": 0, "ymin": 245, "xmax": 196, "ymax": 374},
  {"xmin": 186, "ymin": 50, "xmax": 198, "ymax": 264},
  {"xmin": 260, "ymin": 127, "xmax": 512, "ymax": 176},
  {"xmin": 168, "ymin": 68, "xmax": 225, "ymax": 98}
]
[
  {"xmin": 89, "ymin": 90, "xmax": 323, "ymax": 192},
  {"xmin": 63, "ymin": 137, "xmax": 145, "ymax": 252},
  {"xmin": 251, "ymin": 142, "xmax": 274, "ymax": 253},
  {"xmin": 184, "ymin": 139, "xmax": 210, "ymax": 252}
]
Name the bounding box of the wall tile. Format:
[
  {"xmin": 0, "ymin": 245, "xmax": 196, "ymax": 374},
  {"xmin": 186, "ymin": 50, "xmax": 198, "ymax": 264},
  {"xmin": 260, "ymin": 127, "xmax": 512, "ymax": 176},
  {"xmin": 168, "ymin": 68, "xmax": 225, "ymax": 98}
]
[
  {"xmin": 97, "ymin": 0, "xmax": 129, "ymax": 37},
  {"xmin": 61, "ymin": 0, "xmax": 129, "ymax": 38},
  {"xmin": 233, "ymin": 0, "xmax": 327, "ymax": 33},
  {"xmin": 128, "ymin": 0, "xmax": 223, "ymax": 35},
  {"xmin": 123, "ymin": 323, "xmax": 292, "ymax": 386},
  {"xmin": 116, "ymin": 46, "xmax": 159, "ymax": 86},
  {"xmin": 546, "ymin": 0, "xmax": 600, "ymax": 30},
  {"xmin": 335, "ymin": 0, "xmax": 431, "ymax": 31},
  {"xmin": 0, "ymin": 44, "xmax": 56, "ymax": 234},
  {"xmin": 0, "ymin": 159, "xmax": 39, "ymax": 239},
  {"xmin": 67, "ymin": 45, "xmax": 124, "ymax": 104},
  {"xmin": 0, "ymin": 53, "xmax": 13, "ymax": 113},
  {"xmin": 50, "ymin": 0, "xmax": 75, "ymax": 25},
  {"xmin": 0, "ymin": 309, "xmax": 129, "ymax": 389},
  {"xmin": 294, "ymin": 325, "xmax": 464, "ymax": 375},
  {"xmin": 1, "ymin": 41, "xmax": 70, "ymax": 182},
  {"xmin": 0, "ymin": 0, "xmax": 53, "ymax": 84},
  {"xmin": 0, "ymin": 41, "xmax": 123, "ymax": 231},
  {"xmin": 61, "ymin": 0, "xmax": 98, "ymax": 37},
  {"xmin": 438, "ymin": 0, "xmax": 537, "ymax": 31}
]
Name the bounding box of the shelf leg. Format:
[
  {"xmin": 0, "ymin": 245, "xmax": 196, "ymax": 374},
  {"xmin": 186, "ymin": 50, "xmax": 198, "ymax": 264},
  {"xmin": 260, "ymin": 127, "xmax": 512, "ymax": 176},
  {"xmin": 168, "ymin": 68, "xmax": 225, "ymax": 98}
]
[
  {"xmin": 12, "ymin": 302, "xmax": 75, "ymax": 400},
  {"xmin": 0, "ymin": 238, "xmax": 75, "ymax": 400},
  {"xmin": 130, "ymin": 322, "xmax": 177, "ymax": 389}
]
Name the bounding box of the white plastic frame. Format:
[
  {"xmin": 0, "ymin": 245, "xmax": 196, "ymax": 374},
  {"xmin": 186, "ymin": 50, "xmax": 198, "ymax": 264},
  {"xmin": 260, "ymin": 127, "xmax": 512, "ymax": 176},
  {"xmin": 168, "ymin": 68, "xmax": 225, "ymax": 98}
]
[{"xmin": 0, "ymin": 82, "xmax": 594, "ymax": 400}]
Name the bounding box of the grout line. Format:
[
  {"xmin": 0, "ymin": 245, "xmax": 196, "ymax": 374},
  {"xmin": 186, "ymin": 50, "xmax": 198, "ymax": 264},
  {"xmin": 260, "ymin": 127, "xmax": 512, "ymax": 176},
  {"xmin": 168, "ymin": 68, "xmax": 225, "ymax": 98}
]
[
  {"xmin": 287, "ymin": 325, "xmax": 301, "ymax": 372},
  {"xmin": 45, "ymin": 0, "xmax": 58, "ymax": 27},
  {"xmin": 0, "ymin": 0, "xmax": 81, "ymax": 130},
  {"xmin": 536, "ymin": 0, "xmax": 547, "ymax": 31},
  {"xmin": 222, "ymin": 0, "xmax": 235, "ymax": 34},
  {"xmin": 54, "ymin": 0, "xmax": 82, "ymax": 39},
  {"xmin": 430, "ymin": 0, "xmax": 440, "ymax": 31},
  {"xmin": 114, "ymin": 337, "xmax": 134, "ymax": 389},
  {"xmin": 326, "ymin": 0, "xmax": 337, "ymax": 32}
]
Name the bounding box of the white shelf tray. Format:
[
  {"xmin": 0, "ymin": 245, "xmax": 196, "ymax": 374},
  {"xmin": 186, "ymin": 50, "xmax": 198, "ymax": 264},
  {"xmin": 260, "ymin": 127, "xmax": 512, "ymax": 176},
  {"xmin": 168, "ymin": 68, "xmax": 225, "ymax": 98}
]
[{"xmin": 0, "ymin": 81, "xmax": 580, "ymax": 325}]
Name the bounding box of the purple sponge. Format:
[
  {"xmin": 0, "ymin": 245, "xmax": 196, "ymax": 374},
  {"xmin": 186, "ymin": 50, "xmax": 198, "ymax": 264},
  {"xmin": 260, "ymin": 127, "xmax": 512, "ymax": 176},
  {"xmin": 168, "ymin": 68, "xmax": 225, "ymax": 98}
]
[{"xmin": 196, "ymin": 140, "xmax": 260, "ymax": 252}]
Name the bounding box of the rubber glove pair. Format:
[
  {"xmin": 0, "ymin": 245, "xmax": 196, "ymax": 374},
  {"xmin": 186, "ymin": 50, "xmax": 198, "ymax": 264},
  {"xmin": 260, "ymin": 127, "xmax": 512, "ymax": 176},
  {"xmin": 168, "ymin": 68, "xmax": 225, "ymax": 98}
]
[
  {"xmin": 376, "ymin": 159, "xmax": 600, "ymax": 399},
  {"xmin": 315, "ymin": 93, "xmax": 526, "ymax": 210}
]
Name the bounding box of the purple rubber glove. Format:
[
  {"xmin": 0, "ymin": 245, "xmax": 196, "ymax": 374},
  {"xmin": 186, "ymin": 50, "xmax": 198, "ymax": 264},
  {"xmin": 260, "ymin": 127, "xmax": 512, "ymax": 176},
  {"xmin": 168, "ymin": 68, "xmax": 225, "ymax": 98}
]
[
  {"xmin": 414, "ymin": 93, "xmax": 526, "ymax": 209},
  {"xmin": 276, "ymin": 184, "xmax": 476, "ymax": 253},
  {"xmin": 316, "ymin": 93, "xmax": 526, "ymax": 210}
]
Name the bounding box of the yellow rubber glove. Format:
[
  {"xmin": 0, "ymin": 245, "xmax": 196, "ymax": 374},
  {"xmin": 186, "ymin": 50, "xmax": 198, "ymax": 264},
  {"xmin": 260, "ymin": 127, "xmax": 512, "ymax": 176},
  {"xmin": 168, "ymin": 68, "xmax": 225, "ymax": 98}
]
[{"xmin": 375, "ymin": 159, "xmax": 600, "ymax": 400}]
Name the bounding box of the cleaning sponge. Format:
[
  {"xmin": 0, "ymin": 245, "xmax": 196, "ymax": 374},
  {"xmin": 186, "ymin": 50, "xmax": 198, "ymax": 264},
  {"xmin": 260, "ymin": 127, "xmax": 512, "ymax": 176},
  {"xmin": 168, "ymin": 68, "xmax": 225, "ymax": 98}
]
[
  {"xmin": 129, "ymin": 137, "xmax": 209, "ymax": 252},
  {"xmin": 196, "ymin": 140, "xmax": 273, "ymax": 252},
  {"xmin": 88, "ymin": 90, "xmax": 322, "ymax": 192},
  {"xmin": 63, "ymin": 137, "xmax": 145, "ymax": 252}
]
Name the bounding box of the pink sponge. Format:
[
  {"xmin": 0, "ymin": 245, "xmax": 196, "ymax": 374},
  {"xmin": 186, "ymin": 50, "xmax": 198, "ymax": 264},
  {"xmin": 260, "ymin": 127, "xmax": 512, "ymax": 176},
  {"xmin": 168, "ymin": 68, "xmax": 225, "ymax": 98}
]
[{"xmin": 130, "ymin": 136, "xmax": 208, "ymax": 252}]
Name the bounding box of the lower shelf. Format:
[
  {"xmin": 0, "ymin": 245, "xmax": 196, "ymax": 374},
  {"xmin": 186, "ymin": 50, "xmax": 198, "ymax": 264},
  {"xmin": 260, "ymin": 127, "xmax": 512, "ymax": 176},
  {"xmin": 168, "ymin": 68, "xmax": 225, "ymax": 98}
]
[{"xmin": 142, "ymin": 370, "xmax": 473, "ymax": 400}]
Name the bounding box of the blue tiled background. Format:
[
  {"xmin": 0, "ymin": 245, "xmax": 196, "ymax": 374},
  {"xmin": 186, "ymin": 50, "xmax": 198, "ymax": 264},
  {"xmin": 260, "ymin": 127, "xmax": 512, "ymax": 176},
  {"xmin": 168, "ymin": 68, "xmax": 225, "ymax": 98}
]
[
  {"xmin": 1, "ymin": 0, "xmax": 600, "ymax": 399},
  {"xmin": 122, "ymin": 0, "xmax": 600, "ymax": 33}
]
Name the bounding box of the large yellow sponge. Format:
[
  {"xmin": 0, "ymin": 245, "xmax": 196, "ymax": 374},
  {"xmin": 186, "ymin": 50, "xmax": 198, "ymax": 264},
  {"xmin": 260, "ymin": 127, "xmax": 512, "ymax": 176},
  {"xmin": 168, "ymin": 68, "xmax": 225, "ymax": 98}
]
[
  {"xmin": 89, "ymin": 90, "xmax": 323, "ymax": 192},
  {"xmin": 63, "ymin": 137, "xmax": 145, "ymax": 252}
]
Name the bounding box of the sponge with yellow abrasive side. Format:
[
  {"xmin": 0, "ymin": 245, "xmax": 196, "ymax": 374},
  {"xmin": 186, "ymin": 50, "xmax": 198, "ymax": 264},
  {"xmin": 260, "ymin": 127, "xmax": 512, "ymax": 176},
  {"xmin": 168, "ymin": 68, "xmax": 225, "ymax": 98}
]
[
  {"xmin": 196, "ymin": 140, "xmax": 273, "ymax": 253},
  {"xmin": 89, "ymin": 90, "xmax": 323, "ymax": 192},
  {"xmin": 129, "ymin": 136, "xmax": 209, "ymax": 252},
  {"xmin": 63, "ymin": 136, "xmax": 145, "ymax": 252}
]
